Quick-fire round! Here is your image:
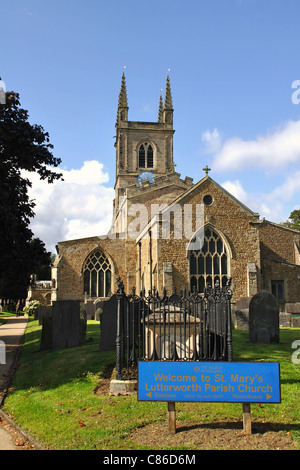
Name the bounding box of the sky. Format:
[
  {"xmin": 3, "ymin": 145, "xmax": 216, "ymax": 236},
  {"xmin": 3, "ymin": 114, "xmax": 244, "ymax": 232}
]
[{"xmin": 1, "ymin": 0, "xmax": 300, "ymax": 253}]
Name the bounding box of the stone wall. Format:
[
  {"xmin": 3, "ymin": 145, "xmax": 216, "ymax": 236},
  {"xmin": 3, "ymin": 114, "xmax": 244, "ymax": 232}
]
[
  {"xmin": 52, "ymin": 236, "xmax": 127, "ymax": 302},
  {"xmin": 261, "ymin": 258, "xmax": 300, "ymax": 303},
  {"xmin": 259, "ymin": 221, "xmax": 300, "ymax": 265}
]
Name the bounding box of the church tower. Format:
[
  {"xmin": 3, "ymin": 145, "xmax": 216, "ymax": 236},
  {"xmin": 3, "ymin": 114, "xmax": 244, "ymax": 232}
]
[{"xmin": 114, "ymin": 72, "xmax": 175, "ymax": 209}]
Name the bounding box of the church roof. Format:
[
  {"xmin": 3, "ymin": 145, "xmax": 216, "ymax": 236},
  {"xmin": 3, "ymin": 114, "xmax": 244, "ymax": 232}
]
[{"xmin": 163, "ymin": 174, "xmax": 260, "ymax": 218}]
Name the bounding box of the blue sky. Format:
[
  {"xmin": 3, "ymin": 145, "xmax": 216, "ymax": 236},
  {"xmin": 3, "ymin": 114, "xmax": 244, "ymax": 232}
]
[{"xmin": 2, "ymin": 0, "xmax": 300, "ymax": 252}]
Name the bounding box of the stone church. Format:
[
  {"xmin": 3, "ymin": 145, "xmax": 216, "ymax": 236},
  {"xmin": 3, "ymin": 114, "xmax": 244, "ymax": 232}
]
[{"xmin": 50, "ymin": 73, "xmax": 300, "ymax": 310}]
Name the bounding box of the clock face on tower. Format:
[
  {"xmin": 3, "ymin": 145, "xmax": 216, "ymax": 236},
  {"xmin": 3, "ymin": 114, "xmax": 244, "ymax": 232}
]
[{"xmin": 137, "ymin": 171, "xmax": 155, "ymax": 186}]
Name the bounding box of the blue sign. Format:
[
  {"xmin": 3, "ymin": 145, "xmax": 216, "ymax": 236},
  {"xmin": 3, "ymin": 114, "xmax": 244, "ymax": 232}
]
[{"xmin": 138, "ymin": 361, "xmax": 281, "ymax": 403}]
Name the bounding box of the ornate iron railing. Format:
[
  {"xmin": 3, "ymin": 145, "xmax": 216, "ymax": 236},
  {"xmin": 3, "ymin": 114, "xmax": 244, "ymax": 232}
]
[{"xmin": 115, "ymin": 277, "xmax": 233, "ymax": 380}]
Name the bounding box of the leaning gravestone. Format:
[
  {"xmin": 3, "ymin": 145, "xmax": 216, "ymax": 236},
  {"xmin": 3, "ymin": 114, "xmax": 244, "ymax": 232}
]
[{"xmin": 249, "ymin": 290, "xmax": 279, "ymax": 344}]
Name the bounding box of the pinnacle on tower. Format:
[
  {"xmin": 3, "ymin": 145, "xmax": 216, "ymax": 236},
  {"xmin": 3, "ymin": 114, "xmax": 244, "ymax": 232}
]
[
  {"xmin": 117, "ymin": 70, "xmax": 128, "ymax": 123},
  {"xmin": 163, "ymin": 72, "xmax": 173, "ymax": 124},
  {"xmin": 118, "ymin": 71, "xmax": 128, "ymax": 107},
  {"xmin": 164, "ymin": 73, "xmax": 173, "ymax": 111},
  {"xmin": 158, "ymin": 91, "xmax": 164, "ymax": 123}
]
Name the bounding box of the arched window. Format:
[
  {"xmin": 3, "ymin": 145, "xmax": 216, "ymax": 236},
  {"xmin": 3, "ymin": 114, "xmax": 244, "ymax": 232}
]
[
  {"xmin": 83, "ymin": 250, "xmax": 111, "ymax": 298},
  {"xmin": 138, "ymin": 142, "xmax": 154, "ymax": 168},
  {"xmin": 147, "ymin": 145, "xmax": 153, "ymax": 168},
  {"xmin": 189, "ymin": 227, "xmax": 229, "ymax": 293},
  {"xmin": 138, "ymin": 145, "xmax": 145, "ymax": 168}
]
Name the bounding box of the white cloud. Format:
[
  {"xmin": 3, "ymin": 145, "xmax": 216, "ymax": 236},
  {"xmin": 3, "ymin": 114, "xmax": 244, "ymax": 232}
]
[
  {"xmin": 221, "ymin": 179, "xmax": 283, "ymax": 221},
  {"xmin": 221, "ymin": 179, "xmax": 248, "ymax": 202},
  {"xmin": 211, "ymin": 120, "xmax": 300, "ymax": 171},
  {"xmin": 24, "ymin": 161, "xmax": 114, "ymax": 253},
  {"xmin": 221, "ymin": 173, "xmax": 300, "ymax": 224},
  {"xmin": 201, "ymin": 128, "xmax": 222, "ymax": 154}
]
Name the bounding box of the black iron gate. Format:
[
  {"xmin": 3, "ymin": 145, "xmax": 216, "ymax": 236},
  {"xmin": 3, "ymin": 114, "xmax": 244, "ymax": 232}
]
[{"xmin": 114, "ymin": 277, "xmax": 233, "ymax": 380}]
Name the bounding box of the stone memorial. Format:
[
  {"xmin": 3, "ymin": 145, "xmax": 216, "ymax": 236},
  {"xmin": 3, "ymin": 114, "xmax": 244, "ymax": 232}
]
[
  {"xmin": 38, "ymin": 306, "xmax": 53, "ymax": 351},
  {"xmin": 249, "ymin": 290, "xmax": 279, "ymax": 344},
  {"xmin": 99, "ymin": 295, "xmax": 118, "ymax": 351},
  {"xmin": 36, "ymin": 305, "xmax": 52, "ymax": 325},
  {"xmin": 99, "ymin": 295, "xmax": 140, "ymax": 352},
  {"xmin": 39, "ymin": 300, "xmax": 86, "ymax": 351},
  {"xmin": 293, "ymin": 317, "xmax": 300, "ymax": 328},
  {"xmin": 234, "ymin": 297, "xmax": 251, "ymax": 330},
  {"xmin": 52, "ymin": 300, "xmax": 82, "ymax": 351},
  {"xmin": 84, "ymin": 301, "xmax": 96, "ymax": 320}
]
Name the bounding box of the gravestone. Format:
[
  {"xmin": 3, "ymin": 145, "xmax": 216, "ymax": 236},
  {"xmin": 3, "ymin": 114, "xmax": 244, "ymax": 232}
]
[
  {"xmin": 52, "ymin": 300, "xmax": 82, "ymax": 351},
  {"xmin": 94, "ymin": 299, "xmax": 104, "ymax": 321},
  {"xmin": 84, "ymin": 301, "xmax": 96, "ymax": 320},
  {"xmin": 285, "ymin": 302, "xmax": 300, "ymax": 314},
  {"xmin": 38, "ymin": 306, "xmax": 53, "ymax": 351},
  {"xmin": 39, "ymin": 300, "xmax": 86, "ymax": 351},
  {"xmin": 99, "ymin": 295, "xmax": 140, "ymax": 352},
  {"xmin": 293, "ymin": 317, "xmax": 300, "ymax": 328},
  {"xmin": 249, "ymin": 290, "xmax": 279, "ymax": 344},
  {"xmin": 36, "ymin": 305, "xmax": 52, "ymax": 325},
  {"xmin": 234, "ymin": 297, "xmax": 251, "ymax": 330},
  {"xmin": 279, "ymin": 312, "xmax": 292, "ymax": 328},
  {"xmin": 99, "ymin": 295, "xmax": 118, "ymax": 351}
]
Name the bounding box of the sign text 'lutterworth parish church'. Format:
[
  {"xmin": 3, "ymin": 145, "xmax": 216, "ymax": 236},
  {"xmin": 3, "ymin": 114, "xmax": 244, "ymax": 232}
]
[{"xmin": 46, "ymin": 73, "xmax": 300, "ymax": 309}]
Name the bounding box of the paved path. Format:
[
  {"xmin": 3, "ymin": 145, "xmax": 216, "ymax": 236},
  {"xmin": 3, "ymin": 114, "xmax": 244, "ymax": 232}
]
[{"xmin": 0, "ymin": 316, "xmax": 29, "ymax": 450}]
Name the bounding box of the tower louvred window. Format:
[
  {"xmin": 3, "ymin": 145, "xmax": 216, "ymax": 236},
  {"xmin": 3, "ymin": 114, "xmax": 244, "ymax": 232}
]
[
  {"xmin": 138, "ymin": 145, "xmax": 146, "ymax": 168},
  {"xmin": 138, "ymin": 142, "xmax": 154, "ymax": 168},
  {"xmin": 147, "ymin": 145, "xmax": 153, "ymax": 168}
]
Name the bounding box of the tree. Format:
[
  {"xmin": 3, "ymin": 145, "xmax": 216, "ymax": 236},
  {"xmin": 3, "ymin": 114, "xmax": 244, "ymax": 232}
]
[
  {"xmin": 0, "ymin": 90, "xmax": 63, "ymax": 302},
  {"xmin": 282, "ymin": 210, "xmax": 300, "ymax": 231}
]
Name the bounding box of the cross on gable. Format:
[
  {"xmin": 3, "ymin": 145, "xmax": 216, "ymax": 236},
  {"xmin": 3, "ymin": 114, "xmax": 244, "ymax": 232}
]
[{"xmin": 203, "ymin": 165, "xmax": 211, "ymax": 176}]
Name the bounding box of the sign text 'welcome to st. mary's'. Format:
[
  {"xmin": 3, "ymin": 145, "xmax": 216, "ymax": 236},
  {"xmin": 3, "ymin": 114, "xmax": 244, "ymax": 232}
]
[{"xmin": 138, "ymin": 361, "xmax": 281, "ymax": 404}]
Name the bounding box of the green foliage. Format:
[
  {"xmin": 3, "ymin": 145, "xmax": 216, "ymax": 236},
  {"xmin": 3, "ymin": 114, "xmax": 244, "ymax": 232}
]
[
  {"xmin": 0, "ymin": 91, "xmax": 63, "ymax": 301},
  {"xmin": 282, "ymin": 209, "xmax": 300, "ymax": 231},
  {"xmin": 23, "ymin": 300, "xmax": 43, "ymax": 317}
]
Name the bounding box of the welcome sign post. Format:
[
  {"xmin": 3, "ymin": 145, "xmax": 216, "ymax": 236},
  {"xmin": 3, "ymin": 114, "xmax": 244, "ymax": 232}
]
[{"xmin": 138, "ymin": 361, "xmax": 281, "ymax": 434}]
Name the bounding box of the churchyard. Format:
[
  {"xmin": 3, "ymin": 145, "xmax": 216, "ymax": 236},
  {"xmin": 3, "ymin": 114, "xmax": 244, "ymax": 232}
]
[{"xmin": 1, "ymin": 312, "xmax": 299, "ymax": 450}]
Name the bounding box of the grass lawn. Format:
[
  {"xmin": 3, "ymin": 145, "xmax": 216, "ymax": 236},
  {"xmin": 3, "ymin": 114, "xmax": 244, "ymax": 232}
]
[
  {"xmin": 0, "ymin": 311, "xmax": 18, "ymax": 325},
  {"xmin": 2, "ymin": 318, "xmax": 300, "ymax": 450}
]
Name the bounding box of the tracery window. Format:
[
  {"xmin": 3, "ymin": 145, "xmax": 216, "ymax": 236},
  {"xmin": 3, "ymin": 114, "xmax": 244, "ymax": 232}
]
[
  {"xmin": 138, "ymin": 142, "xmax": 154, "ymax": 168},
  {"xmin": 83, "ymin": 250, "xmax": 111, "ymax": 298},
  {"xmin": 189, "ymin": 227, "xmax": 229, "ymax": 293}
]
